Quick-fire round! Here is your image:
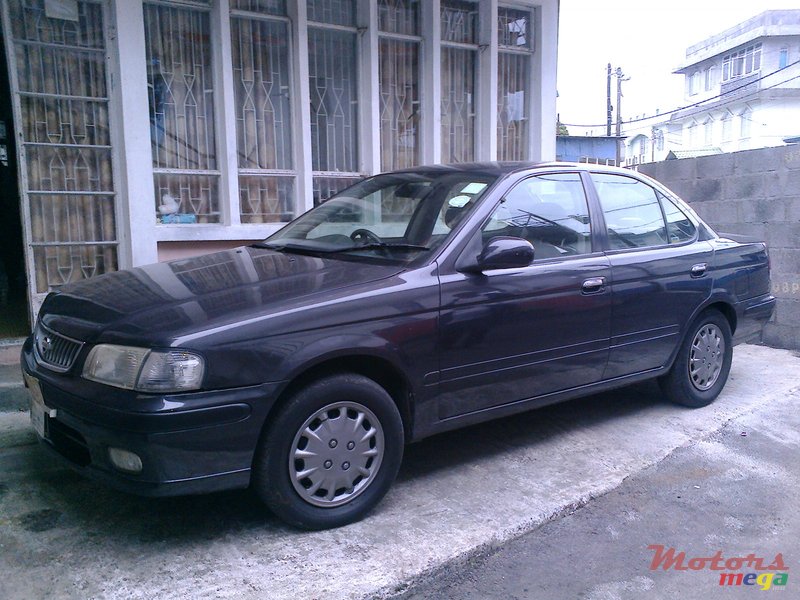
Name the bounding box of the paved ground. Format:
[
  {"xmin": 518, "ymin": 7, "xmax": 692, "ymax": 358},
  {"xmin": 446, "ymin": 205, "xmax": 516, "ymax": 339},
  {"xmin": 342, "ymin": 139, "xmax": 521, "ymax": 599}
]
[
  {"xmin": 0, "ymin": 344, "xmax": 798, "ymax": 600},
  {"xmin": 397, "ymin": 385, "xmax": 800, "ymax": 599}
]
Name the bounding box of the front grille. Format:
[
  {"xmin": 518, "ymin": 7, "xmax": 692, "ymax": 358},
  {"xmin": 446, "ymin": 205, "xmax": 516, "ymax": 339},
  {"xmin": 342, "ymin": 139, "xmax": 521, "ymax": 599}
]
[{"xmin": 33, "ymin": 321, "xmax": 84, "ymax": 373}]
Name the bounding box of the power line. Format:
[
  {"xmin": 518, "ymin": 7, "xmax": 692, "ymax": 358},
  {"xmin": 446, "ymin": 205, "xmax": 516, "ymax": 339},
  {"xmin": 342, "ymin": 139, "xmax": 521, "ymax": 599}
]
[{"xmin": 561, "ymin": 58, "xmax": 800, "ymax": 129}]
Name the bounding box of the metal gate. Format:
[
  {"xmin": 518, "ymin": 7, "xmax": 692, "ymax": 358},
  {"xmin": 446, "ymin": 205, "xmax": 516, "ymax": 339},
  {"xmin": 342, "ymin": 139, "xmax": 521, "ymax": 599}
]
[{"xmin": 1, "ymin": 0, "xmax": 120, "ymax": 319}]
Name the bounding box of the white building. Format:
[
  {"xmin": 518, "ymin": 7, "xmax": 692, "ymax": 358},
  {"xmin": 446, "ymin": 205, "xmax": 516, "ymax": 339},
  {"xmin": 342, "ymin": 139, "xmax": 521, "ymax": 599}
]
[
  {"xmin": 0, "ymin": 0, "xmax": 559, "ymax": 326},
  {"xmin": 624, "ymin": 9, "xmax": 800, "ymax": 166}
]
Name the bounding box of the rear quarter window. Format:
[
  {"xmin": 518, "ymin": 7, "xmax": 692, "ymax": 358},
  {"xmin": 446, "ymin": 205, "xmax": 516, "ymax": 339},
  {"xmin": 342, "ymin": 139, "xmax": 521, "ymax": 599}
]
[{"xmin": 659, "ymin": 192, "xmax": 697, "ymax": 243}]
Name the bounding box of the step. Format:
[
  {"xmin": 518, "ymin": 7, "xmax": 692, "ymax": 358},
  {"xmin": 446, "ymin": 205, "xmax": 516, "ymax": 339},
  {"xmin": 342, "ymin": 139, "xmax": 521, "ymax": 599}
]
[
  {"xmin": 1, "ymin": 362, "xmax": 29, "ymax": 419},
  {"xmin": 0, "ymin": 362, "xmax": 36, "ymax": 448},
  {"xmin": 0, "ymin": 410, "xmax": 36, "ymax": 449},
  {"xmin": 0, "ymin": 338, "xmax": 25, "ymax": 366}
]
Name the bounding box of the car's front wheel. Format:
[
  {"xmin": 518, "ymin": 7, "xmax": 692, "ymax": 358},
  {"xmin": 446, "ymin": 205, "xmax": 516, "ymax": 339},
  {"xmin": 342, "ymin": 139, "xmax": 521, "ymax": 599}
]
[
  {"xmin": 252, "ymin": 373, "xmax": 404, "ymax": 529},
  {"xmin": 659, "ymin": 309, "xmax": 733, "ymax": 408}
]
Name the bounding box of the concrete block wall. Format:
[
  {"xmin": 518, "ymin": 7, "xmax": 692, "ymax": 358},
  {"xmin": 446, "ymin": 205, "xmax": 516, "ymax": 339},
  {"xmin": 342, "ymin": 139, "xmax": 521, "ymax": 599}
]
[{"xmin": 639, "ymin": 145, "xmax": 800, "ymax": 351}]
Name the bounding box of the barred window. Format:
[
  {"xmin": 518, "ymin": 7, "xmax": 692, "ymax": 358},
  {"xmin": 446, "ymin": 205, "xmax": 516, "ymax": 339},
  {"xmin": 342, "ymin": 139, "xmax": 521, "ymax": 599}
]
[
  {"xmin": 145, "ymin": 3, "xmax": 220, "ymax": 224},
  {"xmin": 497, "ymin": 7, "xmax": 532, "ymax": 161}
]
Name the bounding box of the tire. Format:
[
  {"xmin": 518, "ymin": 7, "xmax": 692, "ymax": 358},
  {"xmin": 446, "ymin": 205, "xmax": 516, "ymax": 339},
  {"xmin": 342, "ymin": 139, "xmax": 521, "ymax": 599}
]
[
  {"xmin": 659, "ymin": 309, "xmax": 733, "ymax": 408},
  {"xmin": 252, "ymin": 373, "xmax": 404, "ymax": 530}
]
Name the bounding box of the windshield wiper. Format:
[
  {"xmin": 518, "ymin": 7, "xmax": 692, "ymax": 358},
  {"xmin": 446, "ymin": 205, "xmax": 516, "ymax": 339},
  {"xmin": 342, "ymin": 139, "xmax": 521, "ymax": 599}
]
[
  {"xmin": 251, "ymin": 241, "xmax": 337, "ymax": 254},
  {"xmin": 331, "ymin": 242, "xmax": 430, "ymax": 253},
  {"xmin": 253, "ymin": 241, "xmax": 430, "ymax": 255}
]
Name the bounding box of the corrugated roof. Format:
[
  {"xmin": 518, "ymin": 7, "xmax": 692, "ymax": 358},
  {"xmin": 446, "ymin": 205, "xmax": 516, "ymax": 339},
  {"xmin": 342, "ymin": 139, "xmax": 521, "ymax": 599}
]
[{"xmin": 666, "ymin": 148, "xmax": 724, "ymax": 159}]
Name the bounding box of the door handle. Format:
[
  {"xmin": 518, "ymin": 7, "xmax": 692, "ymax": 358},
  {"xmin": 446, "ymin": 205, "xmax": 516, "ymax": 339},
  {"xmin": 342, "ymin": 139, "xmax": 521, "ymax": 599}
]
[
  {"xmin": 582, "ymin": 277, "xmax": 606, "ymax": 294},
  {"xmin": 690, "ymin": 263, "xmax": 707, "ymax": 278}
]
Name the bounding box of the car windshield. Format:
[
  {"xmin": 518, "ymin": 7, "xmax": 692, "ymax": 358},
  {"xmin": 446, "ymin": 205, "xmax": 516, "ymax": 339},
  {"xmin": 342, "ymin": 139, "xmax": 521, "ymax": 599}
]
[{"xmin": 260, "ymin": 172, "xmax": 496, "ymax": 262}]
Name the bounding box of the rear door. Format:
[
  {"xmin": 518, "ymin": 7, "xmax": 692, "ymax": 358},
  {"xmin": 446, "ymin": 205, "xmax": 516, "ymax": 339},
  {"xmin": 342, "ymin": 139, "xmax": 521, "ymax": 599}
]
[
  {"xmin": 587, "ymin": 172, "xmax": 714, "ymax": 379},
  {"xmin": 436, "ymin": 172, "xmax": 612, "ymax": 419}
]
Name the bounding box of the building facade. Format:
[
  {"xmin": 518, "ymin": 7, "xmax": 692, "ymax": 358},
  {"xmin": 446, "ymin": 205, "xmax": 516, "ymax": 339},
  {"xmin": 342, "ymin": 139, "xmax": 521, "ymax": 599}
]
[
  {"xmin": 555, "ymin": 135, "xmax": 620, "ymax": 165},
  {"xmin": 624, "ymin": 9, "xmax": 800, "ymax": 166},
  {"xmin": 0, "ymin": 0, "xmax": 559, "ymax": 322}
]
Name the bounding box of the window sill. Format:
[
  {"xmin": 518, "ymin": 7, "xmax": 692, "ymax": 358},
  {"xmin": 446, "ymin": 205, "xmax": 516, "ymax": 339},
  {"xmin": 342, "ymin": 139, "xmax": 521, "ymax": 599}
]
[{"xmin": 154, "ymin": 223, "xmax": 286, "ymax": 242}]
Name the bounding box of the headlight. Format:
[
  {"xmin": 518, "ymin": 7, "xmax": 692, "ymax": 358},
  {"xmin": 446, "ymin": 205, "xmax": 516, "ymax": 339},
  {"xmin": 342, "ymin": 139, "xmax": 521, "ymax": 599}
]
[{"xmin": 82, "ymin": 344, "xmax": 205, "ymax": 392}]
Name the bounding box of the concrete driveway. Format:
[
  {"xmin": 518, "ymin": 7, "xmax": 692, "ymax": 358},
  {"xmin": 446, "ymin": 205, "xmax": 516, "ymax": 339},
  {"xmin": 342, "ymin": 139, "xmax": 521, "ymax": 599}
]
[{"xmin": 1, "ymin": 344, "xmax": 798, "ymax": 600}]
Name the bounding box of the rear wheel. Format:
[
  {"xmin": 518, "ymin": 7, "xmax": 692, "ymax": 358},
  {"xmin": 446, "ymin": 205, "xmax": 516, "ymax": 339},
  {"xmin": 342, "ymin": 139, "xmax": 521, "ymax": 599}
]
[
  {"xmin": 252, "ymin": 373, "xmax": 404, "ymax": 529},
  {"xmin": 659, "ymin": 309, "xmax": 733, "ymax": 408}
]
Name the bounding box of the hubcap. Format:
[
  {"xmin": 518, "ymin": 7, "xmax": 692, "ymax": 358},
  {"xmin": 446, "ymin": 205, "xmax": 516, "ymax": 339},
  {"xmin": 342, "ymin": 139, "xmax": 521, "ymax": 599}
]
[
  {"xmin": 289, "ymin": 402, "xmax": 384, "ymax": 508},
  {"xmin": 688, "ymin": 323, "xmax": 725, "ymax": 391}
]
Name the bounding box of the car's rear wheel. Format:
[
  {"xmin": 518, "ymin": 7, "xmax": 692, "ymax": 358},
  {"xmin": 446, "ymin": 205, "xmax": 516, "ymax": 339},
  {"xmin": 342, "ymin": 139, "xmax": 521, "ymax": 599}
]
[
  {"xmin": 659, "ymin": 309, "xmax": 733, "ymax": 408},
  {"xmin": 252, "ymin": 373, "xmax": 404, "ymax": 530}
]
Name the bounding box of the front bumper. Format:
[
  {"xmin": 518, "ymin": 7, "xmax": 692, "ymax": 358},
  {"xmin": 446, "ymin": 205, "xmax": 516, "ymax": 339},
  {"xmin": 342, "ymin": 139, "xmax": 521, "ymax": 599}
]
[{"xmin": 22, "ymin": 339, "xmax": 282, "ymax": 497}]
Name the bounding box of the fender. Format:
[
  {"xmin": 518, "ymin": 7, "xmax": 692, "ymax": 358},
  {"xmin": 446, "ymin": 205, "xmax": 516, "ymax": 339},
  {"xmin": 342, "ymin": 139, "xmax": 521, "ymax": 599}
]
[
  {"xmin": 662, "ymin": 287, "xmax": 737, "ymax": 371},
  {"xmin": 273, "ymin": 332, "xmax": 422, "ymax": 398}
]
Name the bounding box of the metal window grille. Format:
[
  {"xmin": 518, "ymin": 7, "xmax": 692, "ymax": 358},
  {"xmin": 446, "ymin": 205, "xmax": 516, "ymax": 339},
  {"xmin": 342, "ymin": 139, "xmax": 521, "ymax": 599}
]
[
  {"xmin": 441, "ymin": 0, "xmax": 478, "ymax": 164},
  {"xmin": 377, "ymin": 1, "xmax": 421, "ymax": 171},
  {"xmin": 307, "ymin": 0, "xmax": 355, "ymax": 27},
  {"xmin": 378, "ymin": 0, "xmax": 419, "ymax": 35},
  {"xmin": 312, "ymin": 175, "xmax": 363, "ymax": 205},
  {"xmin": 497, "ymin": 52, "xmax": 529, "ymax": 161},
  {"xmin": 379, "ymin": 39, "xmax": 420, "ymax": 170},
  {"xmin": 441, "ymin": 0, "xmax": 476, "ymax": 44},
  {"xmin": 5, "ymin": 0, "xmax": 119, "ymax": 295},
  {"xmin": 230, "ymin": 0, "xmax": 286, "ymax": 15},
  {"xmin": 441, "ymin": 47, "xmax": 475, "ymax": 163},
  {"xmin": 144, "ymin": 3, "xmax": 220, "ymax": 223},
  {"xmin": 231, "ymin": 11, "xmax": 295, "ymax": 223},
  {"xmin": 498, "ymin": 7, "xmax": 530, "ymax": 49},
  {"xmin": 308, "ymin": 20, "xmax": 360, "ymax": 199},
  {"xmin": 497, "ymin": 7, "xmax": 532, "ymax": 161}
]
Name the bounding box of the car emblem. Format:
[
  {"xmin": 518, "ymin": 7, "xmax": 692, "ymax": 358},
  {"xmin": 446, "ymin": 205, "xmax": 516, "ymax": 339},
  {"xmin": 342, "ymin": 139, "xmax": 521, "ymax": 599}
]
[{"xmin": 39, "ymin": 335, "xmax": 53, "ymax": 354}]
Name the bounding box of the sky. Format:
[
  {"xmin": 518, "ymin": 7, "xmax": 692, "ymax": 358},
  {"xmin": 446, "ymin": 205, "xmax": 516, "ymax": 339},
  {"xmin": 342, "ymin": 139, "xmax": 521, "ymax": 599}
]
[{"xmin": 556, "ymin": 0, "xmax": 800, "ymax": 136}]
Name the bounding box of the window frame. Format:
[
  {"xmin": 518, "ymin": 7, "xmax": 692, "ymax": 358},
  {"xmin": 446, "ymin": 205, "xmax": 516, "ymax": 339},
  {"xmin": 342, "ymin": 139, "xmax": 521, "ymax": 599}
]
[
  {"xmin": 740, "ymin": 107, "xmax": 752, "ymax": 139},
  {"xmin": 721, "ymin": 112, "xmax": 732, "ymax": 142},
  {"xmin": 440, "ymin": 0, "xmax": 480, "ymax": 164},
  {"xmin": 659, "ymin": 189, "xmax": 698, "ymax": 246},
  {"xmin": 476, "ymin": 170, "xmax": 600, "ymax": 264},
  {"xmin": 721, "ymin": 43, "xmax": 762, "ymax": 82},
  {"xmin": 144, "ymin": 0, "xmax": 223, "ymax": 225},
  {"xmin": 587, "ymin": 172, "xmax": 701, "ymax": 254},
  {"xmin": 229, "ymin": 7, "xmax": 298, "ymax": 224},
  {"xmin": 496, "ymin": 4, "xmax": 534, "ymax": 161},
  {"xmin": 703, "ymin": 118, "xmax": 713, "ymax": 147},
  {"xmin": 307, "ymin": 8, "xmax": 363, "ymax": 203}
]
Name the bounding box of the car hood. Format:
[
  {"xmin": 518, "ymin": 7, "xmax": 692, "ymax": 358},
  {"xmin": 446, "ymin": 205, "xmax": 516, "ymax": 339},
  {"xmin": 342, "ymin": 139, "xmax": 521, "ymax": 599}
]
[{"xmin": 39, "ymin": 246, "xmax": 405, "ymax": 344}]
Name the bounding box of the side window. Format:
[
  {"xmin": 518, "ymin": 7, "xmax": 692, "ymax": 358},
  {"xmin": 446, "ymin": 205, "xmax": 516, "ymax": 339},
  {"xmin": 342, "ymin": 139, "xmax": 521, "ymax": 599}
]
[
  {"xmin": 660, "ymin": 193, "xmax": 697, "ymax": 244},
  {"xmin": 482, "ymin": 173, "xmax": 592, "ymax": 260},
  {"xmin": 592, "ymin": 174, "xmax": 667, "ymax": 250}
]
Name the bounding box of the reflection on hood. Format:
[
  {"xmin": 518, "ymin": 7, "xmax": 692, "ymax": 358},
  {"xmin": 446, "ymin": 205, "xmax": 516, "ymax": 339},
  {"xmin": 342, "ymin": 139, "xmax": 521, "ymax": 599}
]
[{"xmin": 43, "ymin": 246, "xmax": 401, "ymax": 340}]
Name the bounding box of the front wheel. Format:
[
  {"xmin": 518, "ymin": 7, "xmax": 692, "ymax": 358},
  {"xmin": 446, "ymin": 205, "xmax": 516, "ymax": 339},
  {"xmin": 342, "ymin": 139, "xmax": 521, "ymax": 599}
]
[
  {"xmin": 659, "ymin": 309, "xmax": 733, "ymax": 408},
  {"xmin": 252, "ymin": 373, "xmax": 404, "ymax": 530}
]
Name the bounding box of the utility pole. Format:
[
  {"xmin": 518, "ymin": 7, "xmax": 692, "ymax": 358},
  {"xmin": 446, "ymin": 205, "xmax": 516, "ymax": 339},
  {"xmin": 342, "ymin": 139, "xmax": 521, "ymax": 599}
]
[
  {"xmin": 606, "ymin": 63, "xmax": 612, "ymax": 137},
  {"xmin": 613, "ymin": 66, "xmax": 630, "ymax": 166}
]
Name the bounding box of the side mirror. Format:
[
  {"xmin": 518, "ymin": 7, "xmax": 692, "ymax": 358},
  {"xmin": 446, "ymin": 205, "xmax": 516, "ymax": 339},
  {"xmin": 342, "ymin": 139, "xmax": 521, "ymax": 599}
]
[{"xmin": 460, "ymin": 236, "xmax": 534, "ymax": 273}]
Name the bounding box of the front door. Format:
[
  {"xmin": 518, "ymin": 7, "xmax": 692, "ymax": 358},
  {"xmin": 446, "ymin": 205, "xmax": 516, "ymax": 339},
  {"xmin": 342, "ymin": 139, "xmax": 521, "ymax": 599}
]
[
  {"xmin": 0, "ymin": 20, "xmax": 28, "ymax": 337},
  {"xmin": 437, "ymin": 172, "xmax": 612, "ymax": 420}
]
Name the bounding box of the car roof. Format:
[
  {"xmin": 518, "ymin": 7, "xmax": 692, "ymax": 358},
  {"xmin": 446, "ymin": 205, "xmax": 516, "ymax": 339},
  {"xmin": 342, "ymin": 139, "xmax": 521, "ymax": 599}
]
[{"xmin": 393, "ymin": 161, "xmax": 639, "ymax": 178}]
